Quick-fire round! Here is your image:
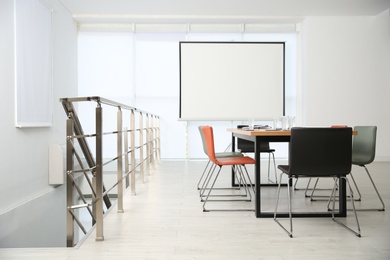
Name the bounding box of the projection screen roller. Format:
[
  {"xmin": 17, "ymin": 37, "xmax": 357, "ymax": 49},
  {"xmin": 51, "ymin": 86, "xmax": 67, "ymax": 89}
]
[{"xmin": 179, "ymin": 42, "xmax": 285, "ymax": 120}]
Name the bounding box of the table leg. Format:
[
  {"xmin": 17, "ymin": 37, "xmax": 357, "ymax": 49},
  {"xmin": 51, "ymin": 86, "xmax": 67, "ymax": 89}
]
[
  {"xmin": 231, "ymin": 134, "xmax": 236, "ymax": 186},
  {"xmin": 254, "ymin": 137, "xmax": 261, "ymax": 217},
  {"xmin": 338, "ymin": 178, "xmax": 347, "ymax": 217}
]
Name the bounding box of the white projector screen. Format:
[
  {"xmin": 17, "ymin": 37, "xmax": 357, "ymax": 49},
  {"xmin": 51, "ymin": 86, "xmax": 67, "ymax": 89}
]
[{"xmin": 179, "ymin": 42, "xmax": 285, "ymax": 120}]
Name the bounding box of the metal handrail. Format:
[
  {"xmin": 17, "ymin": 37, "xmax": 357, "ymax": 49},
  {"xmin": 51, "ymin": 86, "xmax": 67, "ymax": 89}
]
[{"xmin": 61, "ymin": 96, "xmax": 160, "ymax": 247}]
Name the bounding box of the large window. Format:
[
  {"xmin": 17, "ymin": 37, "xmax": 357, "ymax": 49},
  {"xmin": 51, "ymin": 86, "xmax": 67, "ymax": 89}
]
[{"xmin": 78, "ymin": 29, "xmax": 298, "ymax": 159}]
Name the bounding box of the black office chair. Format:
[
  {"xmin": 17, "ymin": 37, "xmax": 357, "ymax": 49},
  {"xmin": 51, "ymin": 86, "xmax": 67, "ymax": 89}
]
[
  {"xmin": 305, "ymin": 126, "xmax": 385, "ymax": 211},
  {"xmin": 274, "ymin": 127, "xmax": 361, "ymax": 238},
  {"xmin": 236, "ymin": 125, "xmax": 277, "ymax": 183}
]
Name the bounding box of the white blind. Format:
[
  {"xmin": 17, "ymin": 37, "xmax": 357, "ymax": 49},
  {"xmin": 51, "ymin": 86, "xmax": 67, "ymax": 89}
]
[{"xmin": 15, "ymin": 0, "xmax": 52, "ymax": 127}]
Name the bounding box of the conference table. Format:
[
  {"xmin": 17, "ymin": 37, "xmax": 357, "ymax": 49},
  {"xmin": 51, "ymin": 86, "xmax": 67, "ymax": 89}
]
[{"xmin": 228, "ymin": 128, "xmax": 349, "ymax": 218}]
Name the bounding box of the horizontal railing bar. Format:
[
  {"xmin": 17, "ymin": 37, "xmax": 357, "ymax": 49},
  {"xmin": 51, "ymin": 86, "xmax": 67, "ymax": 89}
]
[
  {"xmin": 70, "ymin": 167, "xmax": 95, "ymax": 174},
  {"xmin": 103, "ymin": 183, "xmax": 118, "ymax": 197},
  {"xmin": 61, "ymin": 96, "xmax": 160, "ymax": 116},
  {"xmin": 61, "ymin": 96, "xmax": 134, "ymax": 110},
  {"xmin": 68, "ymin": 203, "xmax": 91, "ymax": 210},
  {"xmin": 68, "ymin": 133, "xmax": 97, "ymax": 139},
  {"xmin": 69, "ymin": 129, "xmax": 144, "ymax": 139}
]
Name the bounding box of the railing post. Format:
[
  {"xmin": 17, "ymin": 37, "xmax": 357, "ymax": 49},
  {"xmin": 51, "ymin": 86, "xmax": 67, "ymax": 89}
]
[
  {"xmin": 150, "ymin": 115, "xmax": 155, "ymax": 164},
  {"xmin": 157, "ymin": 116, "xmax": 161, "ymax": 160},
  {"xmin": 152, "ymin": 116, "xmax": 157, "ymax": 163},
  {"xmin": 130, "ymin": 110, "xmax": 136, "ymax": 194},
  {"xmin": 95, "ymin": 105, "xmax": 104, "ymax": 241},
  {"xmin": 146, "ymin": 113, "xmax": 151, "ymax": 175},
  {"xmin": 139, "ymin": 112, "xmax": 144, "ymax": 183},
  {"xmin": 124, "ymin": 127, "xmax": 129, "ymax": 188},
  {"xmin": 117, "ymin": 107, "xmax": 124, "ymax": 213},
  {"xmin": 66, "ymin": 118, "xmax": 75, "ymax": 247}
]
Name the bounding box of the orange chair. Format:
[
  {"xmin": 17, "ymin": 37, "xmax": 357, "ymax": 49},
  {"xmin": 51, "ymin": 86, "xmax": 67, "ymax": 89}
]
[
  {"xmin": 200, "ymin": 125, "xmax": 256, "ymax": 212},
  {"xmin": 197, "ymin": 126, "xmax": 243, "ymax": 193}
]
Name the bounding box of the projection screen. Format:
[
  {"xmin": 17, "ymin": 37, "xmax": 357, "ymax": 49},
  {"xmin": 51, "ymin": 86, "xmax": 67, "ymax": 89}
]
[{"xmin": 179, "ymin": 42, "xmax": 285, "ymax": 120}]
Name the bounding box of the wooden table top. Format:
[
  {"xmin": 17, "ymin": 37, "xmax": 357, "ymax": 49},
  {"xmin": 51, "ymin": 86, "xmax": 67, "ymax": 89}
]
[
  {"xmin": 227, "ymin": 128, "xmax": 357, "ymax": 136},
  {"xmin": 227, "ymin": 128, "xmax": 291, "ymax": 136}
]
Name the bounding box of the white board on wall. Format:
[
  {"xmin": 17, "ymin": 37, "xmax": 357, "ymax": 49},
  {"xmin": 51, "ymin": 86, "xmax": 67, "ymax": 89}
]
[
  {"xmin": 179, "ymin": 42, "xmax": 285, "ymax": 120},
  {"xmin": 15, "ymin": 0, "xmax": 52, "ymax": 127}
]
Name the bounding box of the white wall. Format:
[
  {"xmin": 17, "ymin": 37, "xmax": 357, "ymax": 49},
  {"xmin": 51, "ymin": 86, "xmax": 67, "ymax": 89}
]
[
  {"xmin": 303, "ymin": 13, "xmax": 390, "ymax": 160},
  {"xmin": 0, "ymin": 0, "xmax": 78, "ymax": 247}
]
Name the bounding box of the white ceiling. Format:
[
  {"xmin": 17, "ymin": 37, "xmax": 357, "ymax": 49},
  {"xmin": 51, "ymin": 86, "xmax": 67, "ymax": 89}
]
[{"xmin": 58, "ymin": 0, "xmax": 390, "ymax": 24}]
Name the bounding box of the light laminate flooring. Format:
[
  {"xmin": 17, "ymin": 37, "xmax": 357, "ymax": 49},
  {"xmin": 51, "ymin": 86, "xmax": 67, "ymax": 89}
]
[{"xmin": 1, "ymin": 160, "xmax": 389, "ymax": 259}]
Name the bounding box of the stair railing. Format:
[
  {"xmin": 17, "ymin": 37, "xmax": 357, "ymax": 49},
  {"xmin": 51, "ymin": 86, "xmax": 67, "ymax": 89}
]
[{"xmin": 61, "ymin": 96, "xmax": 160, "ymax": 247}]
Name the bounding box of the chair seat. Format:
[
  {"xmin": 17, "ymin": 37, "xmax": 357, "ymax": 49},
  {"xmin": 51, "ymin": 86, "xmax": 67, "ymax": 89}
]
[
  {"xmin": 277, "ymin": 165, "xmax": 289, "ymax": 172},
  {"xmin": 278, "ymin": 165, "xmax": 347, "ymax": 178},
  {"xmin": 260, "ymin": 149, "xmax": 275, "ymax": 153},
  {"xmin": 217, "ymin": 156, "xmax": 255, "ymax": 166},
  {"xmin": 352, "ymin": 156, "xmax": 369, "ymax": 165},
  {"xmin": 215, "ymin": 152, "xmax": 243, "ymax": 158}
]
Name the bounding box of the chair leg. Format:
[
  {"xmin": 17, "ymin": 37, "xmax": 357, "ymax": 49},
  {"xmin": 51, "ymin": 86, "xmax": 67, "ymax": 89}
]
[
  {"xmin": 272, "ymin": 153, "xmax": 277, "ymax": 183},
  {"xmin": 331, "ymin": 177, "xmax": 361, "ymax": 237},
  {"xmin": 326, "ymin": 167, "xmax": 385, "ymax": 212},
  {"xmin": 293, "ymin": 177, "xmax": 317, "ymax": 191},
  {"xmin": 202, "ymin": 166, "xmax": 253, "ymax": 211},
  {"xmin": 199, "ymin": 164, "xmax": 240, "ymax": 198},
  {"xmin": 202, "ymin": 167, "xmax": 222, "ymax": 211},
  {"xmin": 200, "ymin": 165, "xmax": 247, "ymax": 201},
  {"xmin": 305, "ymin": 178, "xmax": 318, "ymax": 197},
  {"xmin": 274, "ymin": 174, "xmax": 293, "ymax": 238},
  {"xmin": 241, "ymin": 164, "xmax": 256, "ymax": 194},
  {"xmin": 197, "ymin": 160, "xmax": 211, "ymax": 190},
  {"xmin": 293, "ymin": 178, "xmax": 299, "ymax": 190},
  {"xmin": 304, "ymin": 177, "xmax": 342, "ymax": 201},
  {"xmin": 236, "ymin": 166, "xmax": 252, "ymax": 201},
  {"xmin": 267, "ymin": 152, "xmax": 278, "ymax": 184},
  {"xmin": 348, "ymin": 172, "xmax": 362, "ymax": 201},
  {"xmin": 275, "ymin": 176, "xmax": 361, "ymax": 238},
  {"xmin": 359, "ymin": 166, "xmax": 385, "ymax": 211},
  {"xmin": 199, "ymin": 163, "xmax": 217, "ymax": 198}
]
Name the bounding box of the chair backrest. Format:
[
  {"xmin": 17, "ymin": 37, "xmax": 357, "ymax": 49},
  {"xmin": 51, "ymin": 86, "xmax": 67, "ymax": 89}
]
[
  {"xmin": 200, "ymin": 126, "xmax": 218, "ymax": 164},
  {"xmin": 288, "ymin": 127, "xmax": 352, "ymax": 177},
  {"xmin": 352, "ymin": 126, "xmax": 377, "ymax": 165},
  {"xmin": 198, "ymin": 126, "xmax": 208, "ymax": 156}
]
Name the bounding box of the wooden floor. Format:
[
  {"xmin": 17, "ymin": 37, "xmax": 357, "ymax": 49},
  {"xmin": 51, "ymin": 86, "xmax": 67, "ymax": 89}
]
[{"xmin": 1, "ymin": 160, "xmax": 389, "ymax": 259}]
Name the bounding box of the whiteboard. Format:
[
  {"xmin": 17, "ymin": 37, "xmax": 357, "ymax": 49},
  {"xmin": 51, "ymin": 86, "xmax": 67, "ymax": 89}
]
[
  {"xmin": 15, "ymin": 0, "xmax": 52, "ymax": 127},
  {"xmin": 179, "ymin": 42, "xmax": 285, "ymax": 120}
]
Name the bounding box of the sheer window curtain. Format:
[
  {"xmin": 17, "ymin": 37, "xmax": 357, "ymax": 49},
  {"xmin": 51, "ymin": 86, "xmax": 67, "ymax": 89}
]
[
  {"xmin": 15, "ymin": 0, "xmax": 52, "ymax": 127},
  {"xmin": 78, "ymin": 32, "xmax": 134, "ymax": 158},
  {"xmin": 77, "ymin": 30, "xmax": 298, "ymax": 159}
]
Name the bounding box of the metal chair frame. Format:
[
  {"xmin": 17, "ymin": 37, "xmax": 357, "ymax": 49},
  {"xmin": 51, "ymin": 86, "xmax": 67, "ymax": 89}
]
[
  {"xmin": 273, "ymin": 127, "xmax": 361, "ymax": 238},
  {"xmin": 200, "ymin": 126, "xmax": 256, "ymax": 212},
  {"xmin": 303, "ymin": 126, "xmax": 385, "ymax": 211}
]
